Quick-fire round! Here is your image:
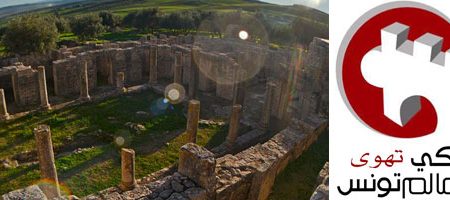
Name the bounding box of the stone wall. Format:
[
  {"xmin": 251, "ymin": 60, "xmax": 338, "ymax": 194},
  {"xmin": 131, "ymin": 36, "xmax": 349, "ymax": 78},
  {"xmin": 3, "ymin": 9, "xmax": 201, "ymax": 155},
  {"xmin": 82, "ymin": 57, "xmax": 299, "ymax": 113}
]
[
  {"xmin": 0, "ymin": 36, "xmax": 301, "ymax": 112},
  {"xmin": 215, "ymin": 118, "xmax": 327, "ymax": 200},
  {"xmin": 11, "ymin": 65, "xmax": 40, "ymax": 106},
  {"xmin": 310, "ymin": 162, "xmax": 329, "ymax": 200},
  {"xmin": 294, "ymin": 37, "xmax": 329, "ymax": 120},
  {"xmin": 53, "ymin": 54, "xmax": 97, "ymax": 97}
]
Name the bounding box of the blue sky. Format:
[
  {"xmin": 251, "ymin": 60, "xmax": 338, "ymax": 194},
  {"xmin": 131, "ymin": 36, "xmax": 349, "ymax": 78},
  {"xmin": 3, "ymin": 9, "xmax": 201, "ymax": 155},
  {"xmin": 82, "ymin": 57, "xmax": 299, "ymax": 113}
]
[
  {"xmin": 260, "ymin": 0, "xmax": 329, "ymax": 13},
  {"xmin": 0, "ymin": 0, "xmax": 47, "ymax": 8}
]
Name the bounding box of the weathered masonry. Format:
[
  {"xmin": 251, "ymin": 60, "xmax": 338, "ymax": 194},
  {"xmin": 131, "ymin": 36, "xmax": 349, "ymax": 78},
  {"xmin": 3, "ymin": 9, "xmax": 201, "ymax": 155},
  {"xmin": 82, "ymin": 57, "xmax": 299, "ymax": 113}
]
[{"xmin": 1, "ymin": 35, "xmax": 329, "ymax": 200}]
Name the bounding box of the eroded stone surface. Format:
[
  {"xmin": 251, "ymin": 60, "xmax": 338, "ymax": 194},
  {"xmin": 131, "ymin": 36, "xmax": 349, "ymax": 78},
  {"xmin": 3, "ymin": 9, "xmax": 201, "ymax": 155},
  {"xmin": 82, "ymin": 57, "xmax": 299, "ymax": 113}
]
[
  {"xmin": 2, "ymin": 185, "xmax": 47, "ymax": 200},
  {"xmin": 178, "ymin": 143, "xmax": 216, "ymax": 196},
  {"xmin": 310, "ymin": 162, "xmax": 329, "ymax": 200}
]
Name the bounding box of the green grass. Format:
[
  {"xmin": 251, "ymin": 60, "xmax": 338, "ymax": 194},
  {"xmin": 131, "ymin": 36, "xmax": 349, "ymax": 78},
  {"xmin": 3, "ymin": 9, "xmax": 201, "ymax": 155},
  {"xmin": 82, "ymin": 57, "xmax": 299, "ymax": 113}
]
[
  {"xmin": 0, "ymin": 90, "xmax": 228, "ymax": 196},
  {"xmin": 0, "ymin": 45, "xmax": 6, "ymax": 57},
  {"xmin": 99, "ymin": 29, "xmax": 146, "ymax": 41},
  {"xmin": 269, "ymin": 130, "xmax": 329, "ymax": 200},
  {"xmin": 53, "ymin": 0, "xmax": 273, "ymax": 17},
  {"xmin": 59, "ymin": 33, "xmax": 78, "ymax": 42}
]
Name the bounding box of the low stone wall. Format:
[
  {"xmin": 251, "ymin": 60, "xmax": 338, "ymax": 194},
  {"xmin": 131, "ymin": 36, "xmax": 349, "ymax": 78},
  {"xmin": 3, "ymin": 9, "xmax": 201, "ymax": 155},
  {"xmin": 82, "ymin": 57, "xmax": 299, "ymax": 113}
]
[
  {"xmin": 310, "ymin": 162, "xmax": 329, "ymax": 200},
  {"xmin": 84, "ymin": 172, "xmax": 208, "ymax": 200},
  {"xmin": 214, "ymin": 118, "xmax": 327, "ymax": 200}
]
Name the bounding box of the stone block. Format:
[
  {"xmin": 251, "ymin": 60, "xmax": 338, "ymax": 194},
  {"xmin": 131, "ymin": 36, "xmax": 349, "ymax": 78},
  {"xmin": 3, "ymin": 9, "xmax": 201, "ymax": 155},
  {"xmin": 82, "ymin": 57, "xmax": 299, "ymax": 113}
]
[{"xmin": 178, "ymin": 143, "xmax": 216, "ymax": 196}]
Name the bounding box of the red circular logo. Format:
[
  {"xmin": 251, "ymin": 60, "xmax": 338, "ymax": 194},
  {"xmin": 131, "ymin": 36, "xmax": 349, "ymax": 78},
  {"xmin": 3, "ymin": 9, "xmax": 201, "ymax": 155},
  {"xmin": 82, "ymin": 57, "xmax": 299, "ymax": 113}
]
[{"xmin": 338, "ymin": 3, "xmax": 450, "ymax": 138}]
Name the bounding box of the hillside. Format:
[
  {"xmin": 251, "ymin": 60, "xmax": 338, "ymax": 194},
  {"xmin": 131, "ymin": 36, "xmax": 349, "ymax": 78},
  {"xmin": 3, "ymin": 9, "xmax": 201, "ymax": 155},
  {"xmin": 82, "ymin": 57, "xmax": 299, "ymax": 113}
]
[
  {"xmin": 0, "ymin": 0, "xmax": 328, "ymax": 26},
  {"xmin": 0, "ymin": 0, "xmax": 87, "ymax": 19}
]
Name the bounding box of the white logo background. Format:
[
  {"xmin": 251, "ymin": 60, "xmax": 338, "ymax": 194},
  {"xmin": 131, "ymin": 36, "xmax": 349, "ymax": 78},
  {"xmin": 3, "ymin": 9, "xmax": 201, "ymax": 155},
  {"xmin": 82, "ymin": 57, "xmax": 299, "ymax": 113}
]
[{"xmin": 330, "ymin": 0, "xmax": 450, "ymax": 199}]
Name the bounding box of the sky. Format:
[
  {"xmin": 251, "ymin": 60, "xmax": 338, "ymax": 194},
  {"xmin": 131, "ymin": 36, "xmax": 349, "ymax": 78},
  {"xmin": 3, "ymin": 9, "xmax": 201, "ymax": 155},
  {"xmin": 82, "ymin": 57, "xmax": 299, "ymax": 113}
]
[
  {"xmin": 260, "ymin": 0, "xmax": 329, "ymax": 13},
  {"xmin": 0, "ymin": 0, "xmax": 48, "ymax": 8}
]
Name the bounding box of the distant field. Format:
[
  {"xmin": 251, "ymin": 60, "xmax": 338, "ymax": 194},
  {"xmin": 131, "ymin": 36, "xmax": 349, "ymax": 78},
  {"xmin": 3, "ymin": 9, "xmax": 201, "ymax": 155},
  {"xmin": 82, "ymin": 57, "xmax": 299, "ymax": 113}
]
[{"xmin": 0, "ymin": 0, "xmax": 328, "ymax": 27}]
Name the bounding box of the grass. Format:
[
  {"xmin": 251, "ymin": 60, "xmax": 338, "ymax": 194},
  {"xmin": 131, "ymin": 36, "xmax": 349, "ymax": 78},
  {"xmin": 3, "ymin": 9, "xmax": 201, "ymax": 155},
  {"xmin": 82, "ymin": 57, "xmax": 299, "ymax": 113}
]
[
  {"xmin": 269, "ymin": 129, "xmax": 329, "ymax": 200},
  {"xmin": 0, "ymin": 90, "xmax": 228, "ymax": 196},
  {"xmin": 59, "ymin": 33, "xmax": 78, "ymax": 42},
  {"xmin": 0, "ymin": 45, "xmax": 6, "ymax": 57},
  {"xmin": 100, "ymin": 29, "xmax": 146, "ymax": 41}
]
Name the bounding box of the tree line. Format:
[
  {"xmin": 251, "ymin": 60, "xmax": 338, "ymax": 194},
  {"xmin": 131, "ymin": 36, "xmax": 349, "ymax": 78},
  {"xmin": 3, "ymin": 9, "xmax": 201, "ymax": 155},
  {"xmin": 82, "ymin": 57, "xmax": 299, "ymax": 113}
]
[{"xmin": 0, "ymin": 8, "xmax": 328, "ymax": 56}]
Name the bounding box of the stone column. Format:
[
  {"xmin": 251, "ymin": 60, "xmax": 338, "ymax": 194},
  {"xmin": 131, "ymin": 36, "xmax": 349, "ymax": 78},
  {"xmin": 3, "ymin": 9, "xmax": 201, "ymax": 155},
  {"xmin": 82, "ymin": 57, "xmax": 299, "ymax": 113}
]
[
  {"xmin": 0, "ymin": 89, "xmax": 10, "ymax": 120},
  {"xmin": 79, "ymin": 61, "xmax": 91, "ymax": 101},
  {"xmin": 186, "ymin": 100, "xmax": 200, "ymax": 143},
  {"xmin": 233, "ymin": 68, "xmax": 247, "ymax": 106},
  {"xmin": 33, "ymin": 125, "xmax": 61, "ymax": 199},
  {"xmin": 226, "ymin": 104, "xmax": 242, "ymax": 148},
  {"xmin": 277, "ymin": 63, "xmax": 296, "ymax": 121},
  {"xmin": 300, "ymin": 95, "xmax": 312, "ymax": 120},
  {"xmin": 259, "ymin": 81, "xmax": 276, "ymax": 130},
  {"xmin": 148, "ymin": 46, "xmax": 158, "ymax": 85},
  {"xmin": 11, "ymin": 69, "xmax": 20, "ymax": 105},
  {"xmin": 37, "ymin": 66, "xmax": 51, "ymax": 110},
  {"xmin": 174, "ymin": 51, "xmax": 183, "ymax": 84},
  {"xmin": 116, "ymin": 72, "xmax": 126, "ymax": 93},
  {"xmin": 119, "ymin": 148, "xmax": 136, "ymax": 191},
  {"xmin": 189, "ymin": 48, "xmax": 199, "ymax": 99},
  {"xmin": 107, "ymin": 57, "xmax": 114, "ymax": 85}
]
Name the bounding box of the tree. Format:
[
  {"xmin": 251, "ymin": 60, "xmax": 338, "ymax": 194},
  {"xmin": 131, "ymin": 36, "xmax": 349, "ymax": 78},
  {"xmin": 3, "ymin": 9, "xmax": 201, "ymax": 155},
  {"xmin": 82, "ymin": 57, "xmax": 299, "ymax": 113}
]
[
  {"xmin": 291, "ymin": 17, "xmax": 328, "ymax": 45},
  {"xmin": 192, "ymin": 10, "xmax": 216, "ymax": 29},
  {"xmin": 269, "ymin": 25, "xmax": 295, "ymax": 44},
  {"xmin": 123, "ymin": 8, "xmax": 159, "ymax": 31},
  {"xmin": 0, "ymin": 27, "xmax": 6, "ymax": 38},
  {"xmin": 99, "ymin": 11, "xmax": 121, "ymax": 31},
  {"xmin": 70, "ymin": 14, "xmax": 105, "ymax": 40},
  {"xmin": 52, "ymin": 16, "xmax": 71, "ymax": 33},
  {"xmin": 1, "ymin": 15, "xmax": 58, "ymax": 55},
  {"xmin": 159, "ymin": 12, "xmax": 195, "ymax": 32}
]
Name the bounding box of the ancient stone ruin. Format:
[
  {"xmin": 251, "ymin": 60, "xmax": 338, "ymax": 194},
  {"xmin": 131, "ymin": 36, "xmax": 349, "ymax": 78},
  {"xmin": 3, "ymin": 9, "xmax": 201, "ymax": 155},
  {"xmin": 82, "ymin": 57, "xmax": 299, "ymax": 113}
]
[{"xmin": 1, "ymin": 35, "xmax": 329, "ymax": 200}]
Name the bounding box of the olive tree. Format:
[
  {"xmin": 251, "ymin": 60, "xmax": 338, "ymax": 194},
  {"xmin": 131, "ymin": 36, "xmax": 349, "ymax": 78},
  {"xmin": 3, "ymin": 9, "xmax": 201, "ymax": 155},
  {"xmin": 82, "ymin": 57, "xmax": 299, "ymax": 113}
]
[{"xmin": 1, "ymin": 15, "xmax": 58, "ymax": 55}]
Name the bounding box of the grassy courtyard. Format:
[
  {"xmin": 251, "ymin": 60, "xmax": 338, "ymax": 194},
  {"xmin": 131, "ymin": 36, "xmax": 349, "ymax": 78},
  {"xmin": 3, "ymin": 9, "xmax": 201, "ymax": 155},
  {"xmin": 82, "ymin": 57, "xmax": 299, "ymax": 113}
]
[
  {"xmin": 0, "ymin": 90, "xmax": 228, "ymax": 196},
  {"xmin": 269, "ymin": 129, "xmax": 329, "ymax": 200}
]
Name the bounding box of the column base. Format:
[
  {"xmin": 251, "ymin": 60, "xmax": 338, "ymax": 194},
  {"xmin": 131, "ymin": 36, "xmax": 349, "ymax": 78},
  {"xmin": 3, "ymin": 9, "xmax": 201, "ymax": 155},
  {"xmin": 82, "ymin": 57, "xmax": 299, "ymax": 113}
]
[
  {"xmin": 119, "ymin": 181, "xmax": 136, "ymax": 192},
  {"xmin": 224, "ymin": 140, "xmax": 235, "ymax": 150},
  {"xmin": 79, "ymin": 96, "xmax": 91, "ymax": 102},
  {"xmin": 41, "ymin": 104, "xmax": 52, "ymax": 111},
  {"xmin": 117, "ymin": 88, "xmax": 127, "ymax": 94},
  {"xmin": 257, "ymin": 122, "xmax": 269, "ymax": 132},
  {"xmin": 0, "ymin": 113, "xmax": 10, "ymax": 121}
]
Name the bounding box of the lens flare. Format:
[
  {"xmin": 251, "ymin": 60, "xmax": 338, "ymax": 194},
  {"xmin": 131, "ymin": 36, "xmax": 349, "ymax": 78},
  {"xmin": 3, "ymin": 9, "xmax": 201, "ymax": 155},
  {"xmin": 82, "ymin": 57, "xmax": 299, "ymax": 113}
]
[
  {"xmin": 114, "ymin": 129, "xmax": 131, "ymax": 147},
  {"xmin": 115, "ymin": 136, "xmax": 125, "ymax": 146},
  {"xmin": 150, "ymin": 98, "xmax": 170, "ymax": 116},
  {"xmin": 164, "ymin": 83, "xmax": 186, "ymax": 104},
  {"xmin": 34, "ymin": 179, "xmax": 72, "ymax": 197},
  {"xmin": 194, "ymin": 12, "xmax": 269, "ymax": 86},
  {"xmin": 239, "ymin": 30, "xmax": 249, "ymax": 40},
  {"xmin": 168, "ymin": 89, "xmax": 180, "ymax": 101}
]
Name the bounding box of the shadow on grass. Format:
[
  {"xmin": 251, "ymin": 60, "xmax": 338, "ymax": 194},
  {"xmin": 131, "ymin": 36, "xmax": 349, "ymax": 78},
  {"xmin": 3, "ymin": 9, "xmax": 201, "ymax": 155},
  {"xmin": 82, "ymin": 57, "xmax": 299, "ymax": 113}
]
[
  {"xmin": 59, "ymin": 146, "xmax": 118, "ymax": 181},
  {"xmin": 269, "ymin": 129, "xmax": 329, "ymax": 200},
  {"xmin": 0, "ymin": 164, "xmax": 39, "ymax": 184}
]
